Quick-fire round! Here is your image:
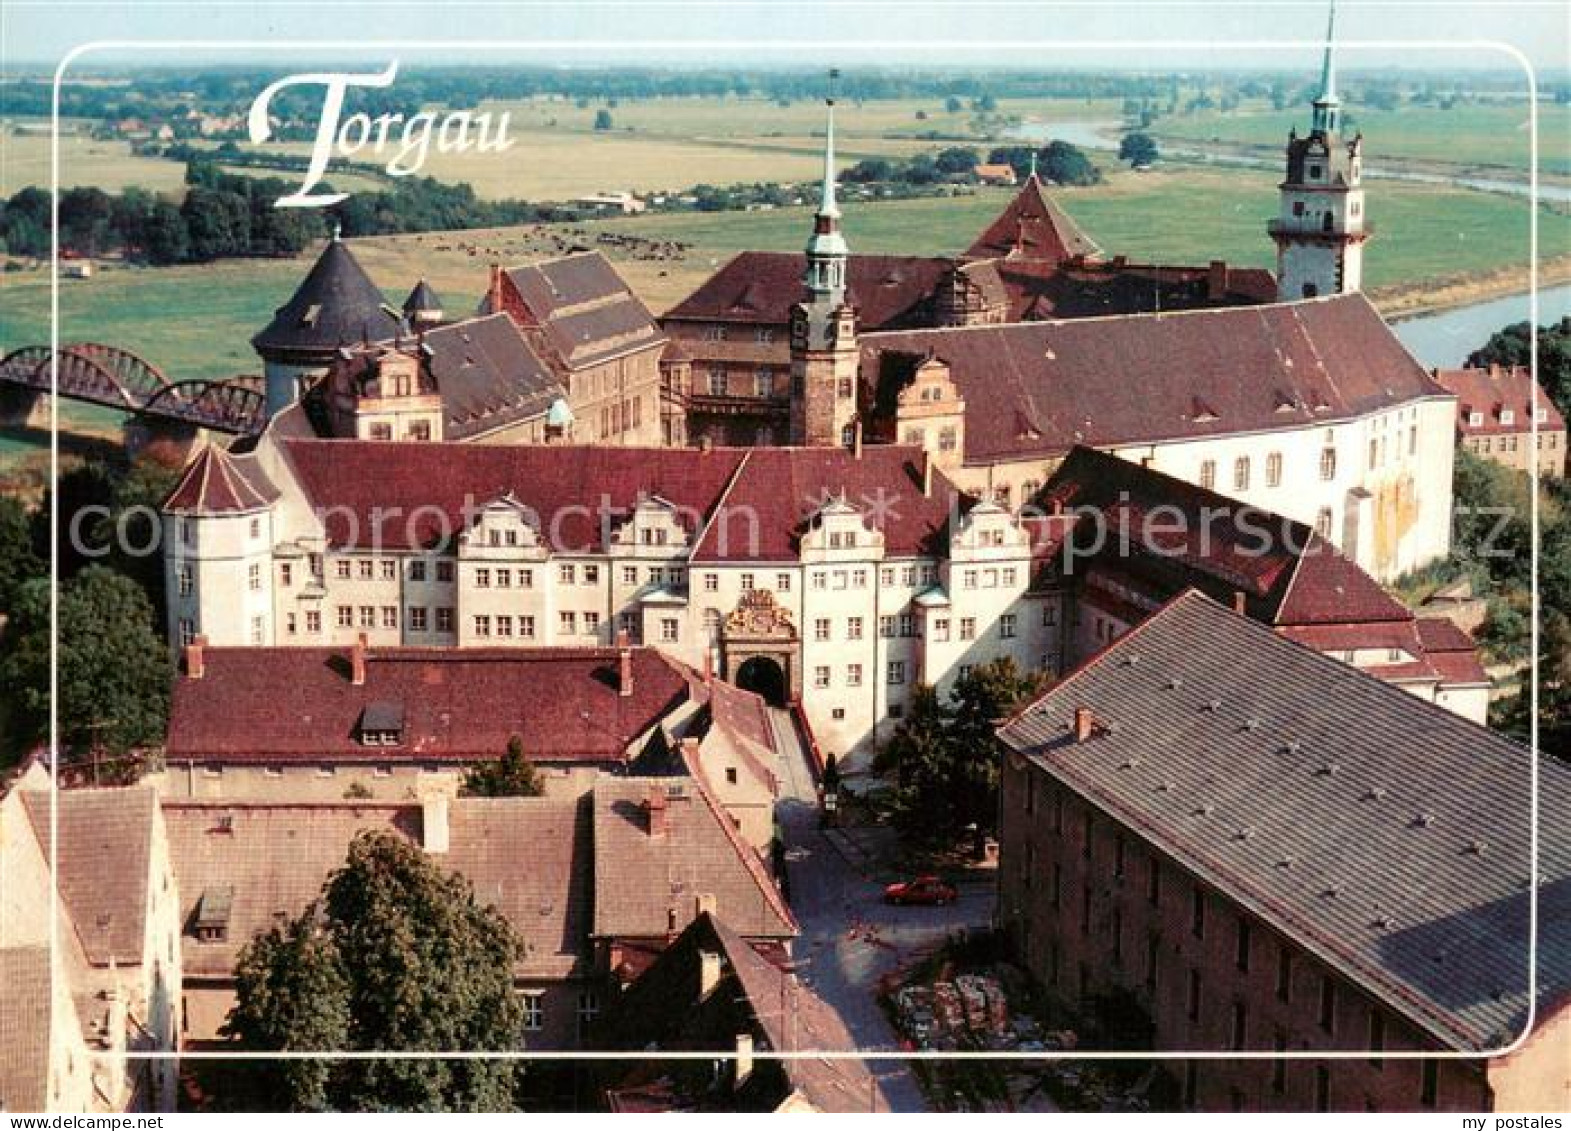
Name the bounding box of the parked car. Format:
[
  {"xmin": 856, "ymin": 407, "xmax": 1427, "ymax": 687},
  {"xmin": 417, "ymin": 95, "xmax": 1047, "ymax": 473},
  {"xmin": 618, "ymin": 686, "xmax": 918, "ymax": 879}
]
[{"xmin": 883, "ymin": 875, "xmax": 958, "ymax": 906}]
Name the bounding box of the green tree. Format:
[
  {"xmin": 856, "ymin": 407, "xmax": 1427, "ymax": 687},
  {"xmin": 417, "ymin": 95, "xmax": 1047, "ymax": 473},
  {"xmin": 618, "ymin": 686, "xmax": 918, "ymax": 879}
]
[
  {"xmin": 1467, "ymin": 316, "xmax": 1571, "ymax": 422},
  {"xmin": 1118, "ymin": 131, "xmax": 1159, "ymax": 167},
  {"xmin": 0, "ymin": 496, "xmax": 43, "ymax": 614},
  {"xmin": 141, "ymin": 200, "xmax": 190, "ymax": 263},
  {"xmin": 462, "ymin": 735, "xmax": 544, "ymax": 797},
  {"xmin": 935, "ymin": 146, "xmax": 979, "ymax": 176},
  {"xmin": 1038, "ymin": 140, "xmax": 1102, "ymax": 187},
  {"xmin": 225, "ymin": 830, "xmax": 525, "ymax": 1111},
  {"xmin": 944, "ymin": 96, "xmax": 963, "ymax": 114},
  {"xmin": 593, "ymin": 108, "xmax": 614, "ymax": 131},
  {"xmin": 0, "ymin": 566, "xmax": 171, "ymax": 769}
]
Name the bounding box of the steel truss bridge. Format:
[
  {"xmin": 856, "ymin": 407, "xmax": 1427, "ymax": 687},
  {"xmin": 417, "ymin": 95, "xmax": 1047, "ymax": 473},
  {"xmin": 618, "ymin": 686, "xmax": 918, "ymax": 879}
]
[{"xmin": 0, "ymin": 343, "xmax": 265, "ymax": 435}]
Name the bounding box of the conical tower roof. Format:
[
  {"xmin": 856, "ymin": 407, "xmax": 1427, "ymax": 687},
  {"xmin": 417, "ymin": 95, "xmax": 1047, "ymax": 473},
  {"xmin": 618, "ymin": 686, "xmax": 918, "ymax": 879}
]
[
  {"xmin": 964, "ymin": 174, "xmax": 1101, "ymax": 263},
  {"xmin": 163, "ymin": 444, "xmax": 273, "ymax": 515},
  {"xmin": 252, "ymin": 234, "xmax": 400, "ymax": 355},
  {"xmin": 403, "ymin": 277, "xmax": 443, "ymax": 316}
]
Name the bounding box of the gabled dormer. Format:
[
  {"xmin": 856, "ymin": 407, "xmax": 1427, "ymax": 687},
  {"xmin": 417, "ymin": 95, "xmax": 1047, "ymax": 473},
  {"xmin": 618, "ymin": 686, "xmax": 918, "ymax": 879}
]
[
  {"xmin": 800, "ymin": 497, "xmax": 886, "ymax": 562},
  {"xmin": 457, "ymin": 493, "xmax": 545, "ymax": 559},
  {"xmin": 610, "ymin": 494, "xmax": 691, "ymax": 557},
  {"xmin": 949, "ymin": 500, "xmax": 1029, "ymax": 561}
]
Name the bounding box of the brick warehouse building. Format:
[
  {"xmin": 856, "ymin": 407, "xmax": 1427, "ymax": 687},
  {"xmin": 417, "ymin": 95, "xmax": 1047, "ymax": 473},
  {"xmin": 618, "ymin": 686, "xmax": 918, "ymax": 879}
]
[{"xmin": 995, "ymin": 591, "xmax": 1570, "ymax": 1113}]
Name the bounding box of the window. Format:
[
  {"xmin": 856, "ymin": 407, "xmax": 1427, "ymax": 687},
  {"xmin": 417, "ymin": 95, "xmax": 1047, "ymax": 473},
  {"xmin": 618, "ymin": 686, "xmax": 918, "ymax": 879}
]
[
  {"xmin": 474, "ymin": 615, "xmax": 491, "ymax": 638},
  {"xmin": 178, "ymin": 617, "xmax": 196, "ymax": 646},
  {"xmin": 754, "ymin": 372, "xmax": 772, "ymax": 398},
  {"xmin": 777, "ymin": 572, "xmax": 791, "ymax": 591},
  {"xmin": 410, "ymin": 560, "xmax": 427, "ymax": 582},
  {"xmin": 577, "ymin": 991, "xmax": 599, "ymax": 1035},
  {"xmin": 559, "ymin": 612, "xmax": 577, "ymax": 635},
  {"xmin": 847, "ymin": 664, "xmax": 863, "ymax": 687},
  {"xmin": 584, "ymin": 565, "xmax": 600, "ymax": 585},
  {"xmin": 559, "ymin": 564, "xmax": 576, "ymax": 585},
  {"xmin": 337, "ymin": 605, "xmax": 354, "ymax": 629},
  {"xmin": 436, "ymin": 560, "xmax": 454, "ymax": 583},
  {"xmin": 520, "ymin": 615, "xmax": 536, "ymax": 638},
  {"xmin": 1265, "ymin": 451, "xmax": 1283, "ymax": 488},
  {"xmin": 1233, "ymin": 457, "xmax": 1250, "ymax": 492},
  {"xmin": 707, "ymin": 370, "xmax": 728, "ymax": 396},
  {"xmin": 495, "ymin": 568, "xmax": 511, "ymax": 589},
  {"xmin": 178, "ymin": 564, "xmax": 194, "ymax": 596},
  {"xmin": 1314, "ymin": 508, "xmax": 1333, "ymax": 540},
  {"xmin": 999, "ymin": 614, "xmax": 1017, "ymax": 639},
  {"xmin": 622, "ymin": 565, "xmax": 638, "ymax": 585},
  {"xmin": 814, "ymin": 666, "xmax": 830, "ymax": 689},
  {"xmin": 847, "ymin": 617, "xmax": 864, "ymax": 640},
  {"xmin": 880, "ymin": 615, "xmax": 897, "ymax": 638},
  {"xmin": 409, "ymin": 607, "xmax": 428, "ymax": 632},
  {"xmin": 959, "ymin": 617, "xmax": 976, "ymax": 641},
  {"xmin": 811, "ymin": 571, "xmax": 826, "ymax": 590},
  {"xmin": 1318, "ymin": 975, "xmax": 1336, "ymax": 1033},
  {"xmin": 887, "ymin": 661, "xmax": 906, "ymax": 686},
  {"xmin": 359, "ymin": 560, "xmax": 374, "ymax": 580},
  {"xmin": 1199, "ymin": 460, "xmax": 1216, "ymax": 490},
  {"xmin": 381, "ymin": 606, "xmax": 397, "ymax": 630},
  {"xmin": 496, "ymin": 615, "xmax": 513, "ymax": 637},
  {"xmin": 248, "ymin": 563, "xmax": 262, "ymax": 591},
  {"xmin": 899, "ymin": 613, "xmax": 915, "ymax": 637},
  {"xmin": 305, "ymin": 610, "xmax": 321, "ymax": 634},
  {"xmin": 583, "ymin": 611, "xmax": 601, "ymax": 636},
  {"xmin": 933, "ymin": 618, "xmax": 950, "ymax": 642},
  {"xmin": 358, "ymin": 606, "xmax": 375, "ymax": 629},
  {"xmin": 380, "ymin": 559, "xmax": 396, "ymax": 581},
  {"xmin": 1369, "ymin": 437, "xmax": 1379, "ymax": 470},
  {"xmin": 436, "ymin": 608, "xmax": 453, "ymax": 633},
  {"xmin": 1191, "ymin": 886, "xmax": 1206, "ymax": 938},
  {"xmin": 661, "ymin": 618, "xmax": 679, "ymax": 642},
  {"xmin": 963, "ymin": 569, "xmax": 977, "ymax": 590},
  {"xmin": 815, "ymin": 617, "xmax": 831, "ymax": 642},
  {"xmin": 1319, "ymin": 447, "xmax": 1337, "ymax": 480},
  {"xmin": 704, "ymin": 572, "xmax": 719, "ymax": 592},
  {"xmin": 475, "ymin": 568, "xmax": 490, "ymax": 588},
  {"xmin": 522, "ymin": 992, "xmax": 544, "ymax": 1032}
]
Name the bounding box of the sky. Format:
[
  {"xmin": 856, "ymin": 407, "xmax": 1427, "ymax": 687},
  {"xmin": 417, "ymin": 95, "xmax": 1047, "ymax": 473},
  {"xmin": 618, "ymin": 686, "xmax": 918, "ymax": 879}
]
[{"xmin": 1, "ymin": 1, "xmax": 1568, "ymax": 78}]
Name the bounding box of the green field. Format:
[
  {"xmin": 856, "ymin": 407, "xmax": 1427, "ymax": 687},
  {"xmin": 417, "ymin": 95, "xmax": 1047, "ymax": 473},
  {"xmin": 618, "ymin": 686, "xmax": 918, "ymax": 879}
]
[
  {"xmin": 3, "ymin": 167, "xmax": 1561, "ymax": 392},
  {"xmin": 1154, "ymin": 103, "xmax": 1571, "ymax": 178},
  {"xmin": 0, "ymin": 125, "xmax": 190, "ymax": 198}
]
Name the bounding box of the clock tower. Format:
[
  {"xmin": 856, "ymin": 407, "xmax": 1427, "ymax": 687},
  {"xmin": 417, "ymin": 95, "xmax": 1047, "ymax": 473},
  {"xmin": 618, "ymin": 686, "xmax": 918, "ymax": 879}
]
[
  {"xmin": 790, "ymin": 74, "xmax": 860, "ymax": 448},
  {"xmin": 1270, "ymin": 0, "xmax": 1369, "ymax": 301}
]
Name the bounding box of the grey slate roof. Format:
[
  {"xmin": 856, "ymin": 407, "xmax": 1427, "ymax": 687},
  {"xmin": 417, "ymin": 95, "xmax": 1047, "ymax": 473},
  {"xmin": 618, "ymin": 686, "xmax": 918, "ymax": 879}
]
[
  {"xmin": 403, "ymin": 278, "xmax": 443, "ymax": 316},
  {"xmin": 252, "ymin": 237, "xmax": 401, "ymax": 355},
  {"xmin": 420, "ymin": 314, "xmax": 565, "ymax": 440},
  {"xmin": 997, "ymin": 589, "xmax": 1571, "ymax": 1052}
]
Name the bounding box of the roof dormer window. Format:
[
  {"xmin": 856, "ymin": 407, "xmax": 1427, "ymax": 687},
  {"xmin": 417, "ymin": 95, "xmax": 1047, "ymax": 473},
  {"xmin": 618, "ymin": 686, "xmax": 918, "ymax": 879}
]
[
  {"xmin": 358, "ymin": 701, "xmax": 404, "ymax": 747},
  {"xmin": 1467, "ymin": 411, "xmax": 1484, "ymax": 428},
  {"xmin": 1500, "ymin": 409, "xmax": 1514, "ymax": 427}
]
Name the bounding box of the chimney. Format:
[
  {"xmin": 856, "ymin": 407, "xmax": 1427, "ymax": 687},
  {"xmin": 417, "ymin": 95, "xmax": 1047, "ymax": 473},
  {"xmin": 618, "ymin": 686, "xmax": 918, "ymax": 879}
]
[
  {"xmin": 618, "ymin": 633, "xmax": 634, "ymax": 697},
  {"xmin": 920, "ymin": 449, "xmax": 934, "ymax": 497},
  {"xmin": 185, "ymin": 634, "xmax": 207, "ymax": 680},
  {"xmin": 734, "ymin": 1033, "xmax": 755, "ymax": 1089},
  {"xmin": 699, "ymin": 949, "xmax": 724, "ymax": 1000},
  {"xmin": 1232, "ymin": 590, "xmax": 1247, "ymax": 615},
  {"xmin": 1207, "ymin": 259, "xmax": 1229, "ymax": 301},
  {"xmin": 1488, "ymin": 362, "xmax": 1502, "ymax": 380},
  {"xmin": 695, "ymin": 892, "xmax": 717, "ymax": 918},
  {"xmin": 1073, "ymin": 706, "xmax": 1096, "ymax": 743},
  {"xmin": 644, "ymin": 786, "xmax": 668, "ymax": 838},
  {"xmin": 702, "ymin": 647, "xmax": 714, "ymax": 682},
  {"xmin": 852, "ymin": 418, "xmax": 863, "ymax": 459},
  {"xmin": 486, "ymin": 263, "xmax": 504, "ymax": 312},
  {"xmin": 351, "ymin": 633, "xmax": 368, "ymax": 686},
  {"xmin": 421, "ymin": 788, "xmax": 450, "ymax": 854},
  {"xmin": 680, "ymin": 735, "xmax": 701, "ymax": 766}
]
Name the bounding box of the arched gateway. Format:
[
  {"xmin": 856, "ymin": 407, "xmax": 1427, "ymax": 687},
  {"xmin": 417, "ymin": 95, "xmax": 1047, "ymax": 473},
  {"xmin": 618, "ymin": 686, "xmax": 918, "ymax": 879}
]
[{"xmin": 722, "ymin": 590, "xmax": 800, "ymax": 707}]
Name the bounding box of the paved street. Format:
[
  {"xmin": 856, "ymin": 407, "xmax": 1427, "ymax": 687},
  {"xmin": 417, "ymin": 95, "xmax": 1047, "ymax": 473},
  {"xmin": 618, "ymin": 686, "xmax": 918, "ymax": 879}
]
[{"xmin": 766, "ymin": 710, "xmax": 994, "ymax": 1113}]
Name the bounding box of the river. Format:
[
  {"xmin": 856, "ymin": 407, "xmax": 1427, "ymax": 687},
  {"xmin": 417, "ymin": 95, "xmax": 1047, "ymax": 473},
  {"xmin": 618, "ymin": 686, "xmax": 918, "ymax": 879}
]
[
  {"xmin": 1392, "ymin": 283, "xmax": 1571, "ymax": 368},
  {"xmin": 1006, "ymin": 119, "xmax": 1571, "ymax": 204}
]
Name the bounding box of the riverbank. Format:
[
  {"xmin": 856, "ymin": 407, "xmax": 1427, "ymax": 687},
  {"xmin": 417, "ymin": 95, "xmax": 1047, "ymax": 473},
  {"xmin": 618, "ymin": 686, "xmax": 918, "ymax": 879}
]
[{"xmin": 1374, "ymin": 253, "xmax": 1571, "ymax": 320}]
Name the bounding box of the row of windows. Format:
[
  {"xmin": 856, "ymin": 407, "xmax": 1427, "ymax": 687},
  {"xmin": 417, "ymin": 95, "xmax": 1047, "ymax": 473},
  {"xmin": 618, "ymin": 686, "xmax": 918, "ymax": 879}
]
[
  {"xmin": 365, "ymin": 419, "xmax": 433, "ymax": 442},
  {"xmin": 597, "ymin": 395, "xmax": 644, "ymax": 440},
  {"xmin": 705, "ymin": 369, "xmax": 778, "ymax": 398},
  {"xmin": 1196, "ymin": 448, "xmax": 1344, "ymax": 493},
  {"xmin": 1471, "ymin": 432, "xmax": 1562, "ymax": 454},
  {"xmin": 699, "ymin": 326, "xmax": 775, "ymax": 345}
]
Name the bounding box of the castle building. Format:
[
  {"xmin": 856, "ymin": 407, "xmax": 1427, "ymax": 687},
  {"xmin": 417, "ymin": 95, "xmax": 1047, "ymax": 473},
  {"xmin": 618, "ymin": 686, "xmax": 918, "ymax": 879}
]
[
  {"xmin": 996, "ymin": 591, "xmax": 1570, "ymax": 1112},
  {"xmin": 1269, "ymin": 2, "xmax": 1369, "ymax": 300},
  {"xmin": 1433, "ymin": 363, "xmax": 1567, "ymax": 478},
  {"xmin": 0, "ymin": 766, "xmax": 183, "ymax": 1112}
]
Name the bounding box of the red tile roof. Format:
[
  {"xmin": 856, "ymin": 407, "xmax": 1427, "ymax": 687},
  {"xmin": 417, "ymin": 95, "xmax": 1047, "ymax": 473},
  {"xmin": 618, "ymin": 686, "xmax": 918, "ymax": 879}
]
[
  {"xmin": 962, "ymin": 175, "xmax": 1101, "ymax": 262},
  {"xmin": 494, "ymin": 251, "xmax": 666, "ymax": 371},
  {"xmin": 662, "ymin": 252, "xmax": 952, "ymax": 329},
  {"xmin": 20, "ymin": 788, "xmax": 158, "ymax": 966},
  {"xmin": 1432, "ymin": 364, "xmax": 1566, "ymax": 437},
  {"xmin": 0, "ymin": 948, "xmax": 53, "ymax": 1113},
  {"xmin": 993, "ymin": 257, "xmax": 1277, "ymax": 321},
  {"xmin": 278, "ymin": 440, "xmax": 961, "ymax": 560},
  {"xmin": 862, "ymin": 294, "xmax": 1450, "ymax": 464},
  {"xmin": 167, "ymin": 645, "xmax": 693, "ymax": 765},
  {"xmin": 163, "ymin": 444, "xmax": 275, "ymax": 514}
]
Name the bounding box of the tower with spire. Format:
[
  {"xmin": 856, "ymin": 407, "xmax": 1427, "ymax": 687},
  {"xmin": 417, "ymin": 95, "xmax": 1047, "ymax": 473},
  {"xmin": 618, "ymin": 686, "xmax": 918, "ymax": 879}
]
[
  {"xmin": 1269, "ymin": 0, "xmax": 1369, "ymax": 301},
  {"xmin": 789, "ymin": 71, "xmax": 860, "ymax": 448}
]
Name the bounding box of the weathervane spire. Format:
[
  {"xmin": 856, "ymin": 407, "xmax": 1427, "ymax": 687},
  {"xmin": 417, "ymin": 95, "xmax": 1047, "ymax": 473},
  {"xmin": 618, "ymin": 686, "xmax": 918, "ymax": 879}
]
[
  {"xmin": 1312, "ymin": 0, "xmax": 1341, "ymax": 133},
  {"xmin": 818, "ymin": 68, "xmax": 841, "ymax": 221},
  {"xmin": 1028, "ymin": 148, "xmax": 1038, "ymax": 181}
]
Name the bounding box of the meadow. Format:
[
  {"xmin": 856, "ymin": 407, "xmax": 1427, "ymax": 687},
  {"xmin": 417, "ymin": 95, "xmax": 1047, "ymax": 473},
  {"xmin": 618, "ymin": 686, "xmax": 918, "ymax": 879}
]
[
  {"xmin": 0, "ymin": 123, "xmax": 190, "ymax": 198},
  {"xmin": 1153, "ymin": 102, "xmax": 1571, "ymax": 179}
]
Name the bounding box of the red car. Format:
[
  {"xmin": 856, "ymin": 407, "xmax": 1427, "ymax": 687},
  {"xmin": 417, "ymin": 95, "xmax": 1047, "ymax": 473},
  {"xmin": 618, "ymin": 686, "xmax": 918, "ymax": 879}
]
[{"xmin": 883, "ymin": 875, "xmax": 959, "ymax": 906}]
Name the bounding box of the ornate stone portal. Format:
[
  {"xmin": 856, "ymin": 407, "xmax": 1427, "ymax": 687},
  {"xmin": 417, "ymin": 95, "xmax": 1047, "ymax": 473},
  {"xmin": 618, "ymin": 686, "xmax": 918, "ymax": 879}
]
[{"xmin": 722, "ymin": 590, "xmax": 801, "ymax": 705}]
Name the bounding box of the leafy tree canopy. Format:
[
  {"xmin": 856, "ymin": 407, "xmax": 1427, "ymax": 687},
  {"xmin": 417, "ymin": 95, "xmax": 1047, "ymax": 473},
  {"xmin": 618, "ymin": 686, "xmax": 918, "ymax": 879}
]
[
  {"xmin": 225, "ymin": 830, "xmax": 525, "ymax": 1111},
  {"xmin": 462, "ymin": 735, "xmax": 544, "ymax": 797}
]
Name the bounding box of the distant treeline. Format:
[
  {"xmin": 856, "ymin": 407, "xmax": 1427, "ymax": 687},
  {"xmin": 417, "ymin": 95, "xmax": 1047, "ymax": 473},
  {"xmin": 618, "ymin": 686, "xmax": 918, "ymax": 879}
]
[
  {"xmin": 0, "ymin": 160, "xmax": 568, "ymax": 264},
  {"xmin": 842, "ymin": 142, "xmax": 1103, "ymax": 187}
]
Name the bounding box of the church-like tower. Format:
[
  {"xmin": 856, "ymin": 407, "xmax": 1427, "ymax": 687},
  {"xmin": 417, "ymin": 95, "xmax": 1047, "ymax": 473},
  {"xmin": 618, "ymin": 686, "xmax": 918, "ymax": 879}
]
[
  {"xmin": 789, "ymin": 74, "xmax": 859, "ymax": 448},
  {"xmin": 1270, "ymin": 1, "xmax": 1369, "ymax": 300}
]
